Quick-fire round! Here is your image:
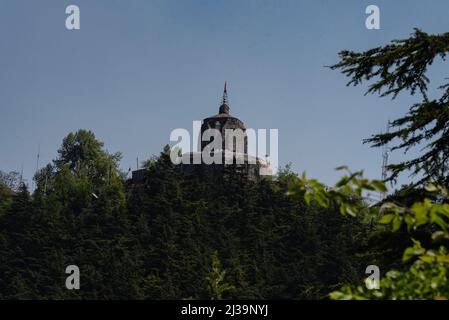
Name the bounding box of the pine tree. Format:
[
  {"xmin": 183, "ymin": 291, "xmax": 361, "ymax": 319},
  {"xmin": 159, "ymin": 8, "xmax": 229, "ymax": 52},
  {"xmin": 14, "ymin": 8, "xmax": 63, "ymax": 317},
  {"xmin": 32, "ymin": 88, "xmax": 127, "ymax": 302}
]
[{"xmin": 331, "ymin": 29, "xmax": 449, "ymax": 187}]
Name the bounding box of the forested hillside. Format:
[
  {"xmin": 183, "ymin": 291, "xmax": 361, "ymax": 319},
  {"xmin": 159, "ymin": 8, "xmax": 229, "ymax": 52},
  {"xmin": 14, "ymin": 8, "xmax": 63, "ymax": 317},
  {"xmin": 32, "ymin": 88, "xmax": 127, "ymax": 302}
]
[{"xmin": 0, "ymin": 130, "xmax": 386, "ymax": 299}]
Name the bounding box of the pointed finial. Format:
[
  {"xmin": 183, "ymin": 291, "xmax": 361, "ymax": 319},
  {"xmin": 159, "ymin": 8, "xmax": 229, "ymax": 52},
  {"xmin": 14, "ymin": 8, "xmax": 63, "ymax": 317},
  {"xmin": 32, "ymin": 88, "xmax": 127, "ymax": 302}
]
[
  {"xmin": 219, "ymin": 81, "xmax": 230, "ymax": 114},
  {"xmin": 222, "ymin": 81, "xmax": 228, "ymax": 105}
]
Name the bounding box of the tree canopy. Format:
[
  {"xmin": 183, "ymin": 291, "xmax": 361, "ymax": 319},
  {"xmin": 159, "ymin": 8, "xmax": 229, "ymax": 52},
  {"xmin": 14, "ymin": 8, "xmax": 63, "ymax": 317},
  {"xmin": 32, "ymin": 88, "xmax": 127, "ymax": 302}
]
[
  {"xmin": 0, "ymin": 130, "xmax": 379, "ymax": 299},
  {"xmin": 331, "ymin": 29, "xmax": 449, "ymax": 188}
]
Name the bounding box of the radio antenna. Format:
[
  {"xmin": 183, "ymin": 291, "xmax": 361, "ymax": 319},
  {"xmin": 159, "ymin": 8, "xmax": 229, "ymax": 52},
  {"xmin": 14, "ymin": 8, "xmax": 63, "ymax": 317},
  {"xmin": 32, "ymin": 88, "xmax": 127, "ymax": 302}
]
[
  {"xmin": 381, "ymin": 121, "xmax": 391, "ymax": 199},
  {"xmin": 36, "ymin": 143, "xmax": 40, "ymax": 173}
]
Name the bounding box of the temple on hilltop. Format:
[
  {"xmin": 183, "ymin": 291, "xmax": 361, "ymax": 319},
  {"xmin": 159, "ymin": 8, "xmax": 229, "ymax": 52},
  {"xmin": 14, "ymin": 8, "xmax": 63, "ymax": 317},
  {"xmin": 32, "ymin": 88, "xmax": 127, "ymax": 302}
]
[{"xmin": 132, "ymin": 82, "xmax": 272, "ymax": 183}]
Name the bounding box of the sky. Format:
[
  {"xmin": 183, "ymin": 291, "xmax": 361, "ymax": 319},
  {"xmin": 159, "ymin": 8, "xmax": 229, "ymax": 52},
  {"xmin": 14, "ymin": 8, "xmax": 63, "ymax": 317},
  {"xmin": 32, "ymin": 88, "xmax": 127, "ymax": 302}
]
[{"xmin": 1, "ymin": 0, "xmax": 449, "ymax": 189}]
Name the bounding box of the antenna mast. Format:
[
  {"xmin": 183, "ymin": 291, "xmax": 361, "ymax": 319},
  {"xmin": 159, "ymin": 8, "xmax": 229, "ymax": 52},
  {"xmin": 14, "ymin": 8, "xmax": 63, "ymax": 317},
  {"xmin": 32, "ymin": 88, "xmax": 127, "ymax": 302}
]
[
  {"xmin": 20, "ymin": 165, "xmax": 24, "ymax": 186},
  {"xmin": 33, "ymin": 143, "xmax": 40, "ymax": 190},
  {"xmin": 381, "ymin": 121, "xmax": 391, "ymax": 199},
  {"xmin": 36, "ymin": 143, "xmax": 40, "ymax": 173}
]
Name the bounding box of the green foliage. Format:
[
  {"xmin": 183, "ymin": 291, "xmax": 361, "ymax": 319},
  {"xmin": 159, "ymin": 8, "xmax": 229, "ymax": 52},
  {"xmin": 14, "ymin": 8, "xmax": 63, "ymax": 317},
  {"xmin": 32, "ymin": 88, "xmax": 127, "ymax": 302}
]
[
  {"xmin": 0, "ymin": 172, "xmax": 17, "ymax": 218},
  {"xmin": 0, "ymin": 171, "xmax": 21, "ymax": 192},
  {"xmin": 0, "ymin": 131, "xmax": 373, "ymax": 299},
  {"xmin": 206, "ymin": 251, "xmax": 235, "ymax": 300},
  {"xmin": 289, "ymin": 167, "xmax": 449, "ymax": 300},
  {"xmin": 330, "ymin": 256, "xmax": 449, "ymax": 300},
  {"xmin": 316, "ymin": 29, "xmax": 449, "ymax": 299},
  {"xmin": 330, "ymin": 29, "xmax": 449, "ymax": 187},
  {"xmin": 288, "ymin": 167, "xmax": 384, "ymax": 217}
]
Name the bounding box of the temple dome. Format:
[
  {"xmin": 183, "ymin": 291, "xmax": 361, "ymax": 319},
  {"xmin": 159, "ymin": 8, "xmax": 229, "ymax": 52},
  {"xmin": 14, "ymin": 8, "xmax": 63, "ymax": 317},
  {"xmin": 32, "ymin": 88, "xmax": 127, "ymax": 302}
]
[{"xmin": 201, "ymin": 82, "xmax": 247, "ymax": 153}]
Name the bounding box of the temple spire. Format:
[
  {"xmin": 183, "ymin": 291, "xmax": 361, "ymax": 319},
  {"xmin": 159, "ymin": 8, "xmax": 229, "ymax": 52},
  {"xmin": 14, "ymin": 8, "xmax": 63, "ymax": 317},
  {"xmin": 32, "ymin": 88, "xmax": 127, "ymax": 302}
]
[{"xmin": 219, "ymin": 81, "xmax": 230, "ymax": 114}]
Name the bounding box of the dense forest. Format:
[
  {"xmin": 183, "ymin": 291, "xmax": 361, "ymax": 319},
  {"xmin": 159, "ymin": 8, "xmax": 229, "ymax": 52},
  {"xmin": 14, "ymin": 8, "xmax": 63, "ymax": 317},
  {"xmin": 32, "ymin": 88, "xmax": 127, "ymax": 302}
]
[{"xmin": 0, "ymin": 130, "xmax": 395, "ymax": 299}]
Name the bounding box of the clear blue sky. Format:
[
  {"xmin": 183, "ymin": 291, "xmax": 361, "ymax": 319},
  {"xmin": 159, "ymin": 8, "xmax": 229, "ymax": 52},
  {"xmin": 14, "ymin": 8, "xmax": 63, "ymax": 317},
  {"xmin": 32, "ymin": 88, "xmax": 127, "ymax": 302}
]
[{"xmin": 1, "ymin": 0, "xmax": 449, "ymax": 188}]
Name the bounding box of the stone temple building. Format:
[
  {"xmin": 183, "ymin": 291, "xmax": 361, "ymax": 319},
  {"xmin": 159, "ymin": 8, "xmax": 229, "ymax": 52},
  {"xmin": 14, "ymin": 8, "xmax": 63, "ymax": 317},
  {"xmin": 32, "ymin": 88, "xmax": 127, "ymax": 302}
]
[
  {"xmin": 180, "ymin": 82, "xmax": 271, "ymax": 181},
  {"xmin": 132, "ymin": 83, "xmax": 271, "ymax": 183}
]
